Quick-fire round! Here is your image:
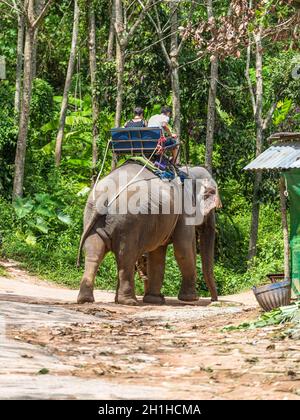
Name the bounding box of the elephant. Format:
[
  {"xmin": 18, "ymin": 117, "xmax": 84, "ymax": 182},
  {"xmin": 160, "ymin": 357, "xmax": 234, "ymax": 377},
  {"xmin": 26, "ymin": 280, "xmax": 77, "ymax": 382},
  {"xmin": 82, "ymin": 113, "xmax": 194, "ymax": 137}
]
[{"xmin": 76, "ymin": 162, "xmax": 220, "ymax": 305}]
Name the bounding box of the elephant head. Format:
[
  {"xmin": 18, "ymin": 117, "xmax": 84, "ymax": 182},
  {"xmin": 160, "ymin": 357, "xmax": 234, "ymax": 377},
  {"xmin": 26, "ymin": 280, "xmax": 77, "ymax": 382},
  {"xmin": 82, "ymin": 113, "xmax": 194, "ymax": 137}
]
[{"xmin": 185, "ymin": 166, "xmax": 219, "ymax": 301}]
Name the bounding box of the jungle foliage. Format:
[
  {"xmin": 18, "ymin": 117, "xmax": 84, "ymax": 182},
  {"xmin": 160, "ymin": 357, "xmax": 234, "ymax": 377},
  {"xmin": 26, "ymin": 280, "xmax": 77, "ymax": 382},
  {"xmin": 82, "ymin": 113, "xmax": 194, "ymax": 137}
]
[{"xmin": 0, "ymin": 0, "xmax": 300, "ymax": 296}]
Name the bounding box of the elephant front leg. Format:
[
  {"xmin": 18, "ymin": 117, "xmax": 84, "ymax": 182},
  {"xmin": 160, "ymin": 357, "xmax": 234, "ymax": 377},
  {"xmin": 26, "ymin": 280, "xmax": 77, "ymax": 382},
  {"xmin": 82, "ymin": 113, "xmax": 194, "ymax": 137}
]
[
  {"xmin": 173, "ymin": 235, "xmax": 199, "ymax": 302},
  {"xmin": 143, "ymin": 246, "xmax": 167, "ymax": 305},
  {"xmin": 77, "ymin": 234, "xmax": 106, "ymax": 304},
  {"xmin": 198, "ymin": 212, "xmax": 218, "ymax": 301}
]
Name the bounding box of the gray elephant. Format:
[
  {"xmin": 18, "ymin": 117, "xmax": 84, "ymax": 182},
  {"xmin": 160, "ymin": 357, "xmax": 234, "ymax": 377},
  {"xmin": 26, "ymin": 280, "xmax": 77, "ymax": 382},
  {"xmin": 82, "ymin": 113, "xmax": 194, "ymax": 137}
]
[{"xmin": 77, "ymin": 162, "xmax": 220, "ymax": 305}]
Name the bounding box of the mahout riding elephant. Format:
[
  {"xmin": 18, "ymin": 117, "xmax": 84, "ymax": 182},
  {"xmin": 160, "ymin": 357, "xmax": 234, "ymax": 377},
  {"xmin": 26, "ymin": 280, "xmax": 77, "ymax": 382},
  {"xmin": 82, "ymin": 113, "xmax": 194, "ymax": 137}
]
[{"xmin": 76, "ymin": 162, "xmax": 220, "ymax": 305}]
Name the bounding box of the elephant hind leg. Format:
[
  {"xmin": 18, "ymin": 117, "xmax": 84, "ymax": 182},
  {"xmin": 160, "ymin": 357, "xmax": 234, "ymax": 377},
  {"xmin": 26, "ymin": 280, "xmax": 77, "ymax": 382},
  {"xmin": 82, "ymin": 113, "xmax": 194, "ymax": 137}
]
[
  {"xmin": 143, "ymin": 246, "xmax": 167, "ymax": 305},
  {"xmin": 115, "ymin": 257, "xmax": 138, "ymax": 306},
  {"xmin": 77, "ymin": 233, "xmax": 107, "ymax": 304},
  {"xmin": 136, "ymin": 255, "xmax": 149, "ymax": 294}
]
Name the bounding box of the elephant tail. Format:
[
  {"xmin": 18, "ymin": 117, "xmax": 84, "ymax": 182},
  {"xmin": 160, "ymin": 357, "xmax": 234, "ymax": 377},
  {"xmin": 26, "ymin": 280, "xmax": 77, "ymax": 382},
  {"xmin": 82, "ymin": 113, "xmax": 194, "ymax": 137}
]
[
  {"xmin": 76, "ymin": 210, "xmax": 98, "ymax": 268},
  {"xmin": 76, "ymin": 203, "xmax": 108, "ymax": 267}
]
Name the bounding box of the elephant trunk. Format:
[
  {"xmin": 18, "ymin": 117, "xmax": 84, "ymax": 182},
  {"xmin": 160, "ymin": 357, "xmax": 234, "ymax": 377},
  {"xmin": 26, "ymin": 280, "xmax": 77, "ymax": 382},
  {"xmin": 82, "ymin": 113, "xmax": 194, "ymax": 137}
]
[{"xmin": 197, "ymin": 210, "xmax": 218, "ymax": 301}]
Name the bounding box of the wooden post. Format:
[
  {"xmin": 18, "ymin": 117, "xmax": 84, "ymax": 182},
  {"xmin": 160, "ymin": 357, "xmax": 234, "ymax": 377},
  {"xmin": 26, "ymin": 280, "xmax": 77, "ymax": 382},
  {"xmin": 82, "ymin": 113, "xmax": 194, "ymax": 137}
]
[{"xmin": 279, "ymin": 176, "xmax": 290, "ymax": 281}]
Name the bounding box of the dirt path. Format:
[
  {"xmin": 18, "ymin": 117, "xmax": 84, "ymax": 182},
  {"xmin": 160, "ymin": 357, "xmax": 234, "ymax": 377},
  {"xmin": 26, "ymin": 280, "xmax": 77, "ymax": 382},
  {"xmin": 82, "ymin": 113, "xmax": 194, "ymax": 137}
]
[{"xmin": 0, "ymin": 259, "xmax": 299, "ymax": 400}]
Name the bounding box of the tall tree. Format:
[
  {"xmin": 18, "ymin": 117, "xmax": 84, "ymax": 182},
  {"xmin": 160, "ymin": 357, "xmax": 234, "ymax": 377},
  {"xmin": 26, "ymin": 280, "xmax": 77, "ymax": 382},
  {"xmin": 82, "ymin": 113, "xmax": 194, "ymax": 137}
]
[
  {"xmin": 245, "ymin": 27, "xmax": 279, "ymax": 261},
  {"xmin": 88, "ymin": 0, "xmax": 99, "ymax": 177},
  {"xmin": 114, "ymin": 0, "xmax": 124, "ymax": 128},
  {"xmin": 112, "ymin": 0, "xmax": 153, "ymax": 167},
  {"xmin": 147, "ymin": 1, "xmax": 187, "ymax": 144},
  {"xmin": 205, "ymin": 0, "xmax": 218, "ymax": 174},
  {"xmin": 169, "ymin": 1, "xmax": 181, "ymax": 141},
  {"xmin": 107, "ymin": 0, "xmax": 115, "ymax": 60},
  {"xmin": 114, "ymin": 0, "xmax": 153, "ymax": 127},
  {"xmin": 7, "ymin": 0, "xmax": 54, "ymax": 198},
  {"xmin": 55, "ymin": 0, "xmax": 80, "ymax": 166},
  {"xmin": 14, "ymin": 1, "xmax": 24, "ymax": 119}
]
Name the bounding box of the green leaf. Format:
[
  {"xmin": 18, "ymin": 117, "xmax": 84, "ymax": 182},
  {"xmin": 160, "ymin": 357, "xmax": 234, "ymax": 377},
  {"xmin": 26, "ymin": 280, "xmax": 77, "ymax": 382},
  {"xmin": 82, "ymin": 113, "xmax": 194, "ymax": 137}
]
[
  {"xmin": 273, "ymin": 98, "xmax": 292, "ymax": 126},
  {"xmin": 71, "ymin": 110, "xmax": 92, "ymax": 117},
  {"xmin": 57, "ymin": 212, "xmax": 72, "ymax": 225},
  {"xmin": 65, "ymin": 115, "xmax": 92, "ymax": 126},
  {"xmin": 25, "ymin": 234, "xmax": 37, "ymax": 246},
  {"xmin": 65, "ymin": 158, "xmax": 91, "ymax": 168},
  {"xmin": 13, "ymin": 198, "xmax": 34, "ymax": 219},
  {"xmin": 77, "ymin": 186, "xmax": 90, "ymax": 197},
  {"xmin": 216, "ymin": 98, "xmax": 234, "ymax": 126},
  {"xmin": 35, "ymin": 206, "xmax": 56, "ymax": 218},
  {"xmin": 68, "ymin": 96, "xmax": 83, "ymax": 107},
  {"xmin": 34, "ymin": 193, "xmax": 56, "ymax": 205},
  {"xmin": 40, "ymin": 120, "xmax": 58, "ymax": 133},
  {"xmin": 35, "ymin": 217, "xmax": 49, "ymax": 233},
  {"xmin": 53, "ymin": 96, "xmax": 63, "ymax": 103},
  {"xmin": 40, "ymin": 142, "xmax": 54, "ymax": 154}
]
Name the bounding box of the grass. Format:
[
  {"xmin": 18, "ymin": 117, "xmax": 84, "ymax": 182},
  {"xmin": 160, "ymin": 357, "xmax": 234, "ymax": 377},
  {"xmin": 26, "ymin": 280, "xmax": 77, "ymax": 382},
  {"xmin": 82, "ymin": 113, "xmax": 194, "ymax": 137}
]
[{"xmin": 0, "ymin": 264, "xmax": 8, "ymax": 277}]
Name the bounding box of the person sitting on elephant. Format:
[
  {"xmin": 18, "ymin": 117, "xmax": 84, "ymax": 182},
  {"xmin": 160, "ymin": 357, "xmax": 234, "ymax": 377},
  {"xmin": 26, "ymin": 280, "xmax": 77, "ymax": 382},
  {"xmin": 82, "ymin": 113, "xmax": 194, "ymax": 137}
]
[
  {"xmin": 148, "ymin": 106, "xmax": 179, "ymax": 163},
  {"xmin": 124, "ymin": 106, "xmax": 147, "ymax": 128}
]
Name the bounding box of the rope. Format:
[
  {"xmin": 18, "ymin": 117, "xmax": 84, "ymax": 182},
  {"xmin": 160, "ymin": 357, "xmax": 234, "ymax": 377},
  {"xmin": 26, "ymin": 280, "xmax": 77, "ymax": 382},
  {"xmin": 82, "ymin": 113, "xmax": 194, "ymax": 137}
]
[
  {"xmin": 92, "ymin": 141, "xmax": 181, "ymax": 210},
  {"xmin": 284, "ymin": 175, "xmax": 289, "ymax": 197},
  {"xmin": 106, "ymin": 147, "xmax": 158, "ymax": 208},
  {"xmin": 92, "ymin": 139, "xmax": 111, "ymax": 202},
  {"xmin": 92, "ymin": 143, "xmax": 182, "ymax": 245}
]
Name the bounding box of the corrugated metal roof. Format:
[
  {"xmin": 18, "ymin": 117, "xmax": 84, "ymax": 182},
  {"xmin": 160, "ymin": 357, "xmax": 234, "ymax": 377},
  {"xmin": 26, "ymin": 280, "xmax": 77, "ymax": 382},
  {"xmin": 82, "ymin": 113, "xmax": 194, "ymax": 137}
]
[{"xmin": 244, "ymin": 142, "xmax": 300, "ymax": 171}]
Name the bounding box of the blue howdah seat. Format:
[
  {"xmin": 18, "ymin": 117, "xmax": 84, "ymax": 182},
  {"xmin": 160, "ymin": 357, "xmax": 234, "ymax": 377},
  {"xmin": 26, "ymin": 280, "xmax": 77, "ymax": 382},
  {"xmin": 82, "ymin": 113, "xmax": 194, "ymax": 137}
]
[{"xmin": 110, "ymin": 127, "xmax": 162, "ymax": 156}]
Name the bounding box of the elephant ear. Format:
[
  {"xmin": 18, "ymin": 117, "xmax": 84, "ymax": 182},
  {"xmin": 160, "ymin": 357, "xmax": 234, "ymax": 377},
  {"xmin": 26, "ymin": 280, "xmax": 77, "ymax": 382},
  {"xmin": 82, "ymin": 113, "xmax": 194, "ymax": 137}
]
[
  {"xmin": 184, "ymin": 166, "xmax": 221, "ymax": 223},
  {"xmin": 202, "ymin": 185, "xmax": 220, "ymax": 216},
  {"xmin": 195, "ymin": 178, "xmax": 221, "ymax": 218}
]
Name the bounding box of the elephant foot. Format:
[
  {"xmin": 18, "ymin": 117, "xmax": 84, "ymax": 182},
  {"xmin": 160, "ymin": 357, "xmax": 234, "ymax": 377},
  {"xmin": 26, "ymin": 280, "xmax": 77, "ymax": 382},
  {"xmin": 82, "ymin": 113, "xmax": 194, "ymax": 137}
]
[
  {"xmin": 211, "ymin": 296, "xmax": 218, "ymax": 302},
  {"xmin": 143, "ymin": 293, "xmax": 165, "ymax": 305},
  {"xmin": 178, "ymin": 291, "xmax": 199, "ymax": 302},
  {"xmin": 116, "ymin": 295, "xmax": 138, "ymax": 306},
  {"xmin": 77, "ymin": 287, "xmax": 95, "ymax": 304}
]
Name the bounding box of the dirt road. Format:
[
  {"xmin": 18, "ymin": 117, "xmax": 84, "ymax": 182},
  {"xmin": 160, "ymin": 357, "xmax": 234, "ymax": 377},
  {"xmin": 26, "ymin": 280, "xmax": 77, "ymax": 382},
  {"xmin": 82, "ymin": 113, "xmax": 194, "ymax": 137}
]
[{"xmin": 0, "ymin": 259, "xmax": 299, "ymax": 400}]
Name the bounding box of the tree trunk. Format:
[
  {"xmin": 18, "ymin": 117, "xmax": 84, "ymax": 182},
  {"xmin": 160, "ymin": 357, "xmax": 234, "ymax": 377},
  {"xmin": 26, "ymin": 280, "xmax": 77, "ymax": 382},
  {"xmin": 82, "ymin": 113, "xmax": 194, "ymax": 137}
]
[
  {"xmin": 112, "ymin": 0, "xmax": 150, "ymax": 167},
  {"xmin": 205, "ymin": 57, "xmax": 218, "ymax": 174},
  {"xmin": 55, "ymin": 0, "xmax": 80, "ymax": 166},
  {"xmin": 114, "ymin": 45, "xmax": 124, "ymax": 128},
  {"xmin": 107, "ymin": 0, "xmax": 116, "ymax": 60},
  {"xmin": 248, "ymin": 28, "xmax": 264, "ymax": 262},
  {"xmin": 88, "ymin": 1, "xmax": 99, "ymax": 176},
  {"xmin": 169, "ymin": 2, "xmax": 181, "ymax": 141},
  {"xmin": 279, "ymin": 176, "xmax": 290, "ymax": 281},
  {"xmin": 14, "ymin": 12, "xmax": 24, "ymax": 120},
  {"xmin": 114, "ymin": 0, "xmax": 124, "ymax": 128},
  {"xmin": 205, "ymin": 0, "xmax": 218, "ymax": 175},
  {"xmin": 247, "ymin": 171, "xmax": 262, "ymax": 261},
  {"xmin": 112, "ymin": 44, "xmax": 124, "ymax": 169},
  {"xmin": 171, "ymin": 64, "xmax": 180, "ymax": 137},
  {"xmin": 12, "ymin": 0, "xmax": 53, "ymax": 198},
  {"xmin": 13, "ymin": 25, "xmax": 35, "ymax": 198},
  {"xmin": 31, "ymin": 29, "xmax": 39, "ymax": 80},
  {"xmin": 31, "ymin": 0, "xmax": 46, "ymax": 80},
  {"xmin": 112, "ymin": 0, "xmax": 124, "ymax": 168}
]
